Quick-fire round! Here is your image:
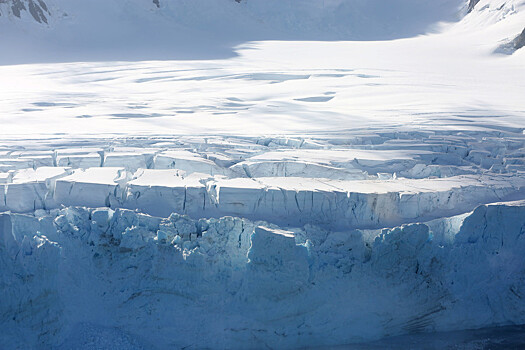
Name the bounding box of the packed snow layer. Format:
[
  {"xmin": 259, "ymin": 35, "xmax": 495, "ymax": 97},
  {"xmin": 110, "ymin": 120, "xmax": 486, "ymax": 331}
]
[{"xmin": 1, "ymin": 200, "xmax": 525, "ymax": 349}]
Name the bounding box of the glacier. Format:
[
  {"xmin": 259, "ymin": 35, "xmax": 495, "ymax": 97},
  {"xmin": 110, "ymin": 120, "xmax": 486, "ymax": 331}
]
[
  {"xmin": 1, "ymin": 0, "xmax": 525, "ymax": 348},
  {"xmin": 1, "ymin": 201, "xmax": 525, "ymax": 349}
]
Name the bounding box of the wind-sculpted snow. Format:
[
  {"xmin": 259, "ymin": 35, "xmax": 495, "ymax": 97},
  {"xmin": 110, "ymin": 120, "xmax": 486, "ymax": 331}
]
[{"xmin": 1, "ymin": 201, "xmax": 525, "ymax": 349}]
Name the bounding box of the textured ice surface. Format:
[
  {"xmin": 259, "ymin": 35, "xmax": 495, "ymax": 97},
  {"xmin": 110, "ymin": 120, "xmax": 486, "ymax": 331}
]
[
  {"xmin": 1, "ymin": 134, "xmax": 524, "ymax": 230},
  {"xmin": 1, "ymin": 129, "xmax": 525, "ymax": 350},
  {"xmin": 1, "ymin": 201, "xmax": 525, "ymax": 349}
]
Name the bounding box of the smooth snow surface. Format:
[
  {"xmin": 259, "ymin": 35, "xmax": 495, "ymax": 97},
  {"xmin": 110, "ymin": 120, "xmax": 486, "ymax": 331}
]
[{"xmin": 1, "ymin": 0, "xmax": 525, "ymax": 349}]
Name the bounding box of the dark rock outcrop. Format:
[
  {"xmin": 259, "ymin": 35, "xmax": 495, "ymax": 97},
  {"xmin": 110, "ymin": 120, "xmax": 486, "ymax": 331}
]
[
  {"xmin": 0, "ymin": 0, "xmax": 49, "ymax": 23},
  {"xmin": 467, "ymin": 0, "xmax": 481, "ymax": 13},
  {"xmin": 495, "ymin": 26, "xmax": 525, "ymax": 54},
  {"xmin": 514, "ymin": 27, "xmax": 525, "ymax": 50}
]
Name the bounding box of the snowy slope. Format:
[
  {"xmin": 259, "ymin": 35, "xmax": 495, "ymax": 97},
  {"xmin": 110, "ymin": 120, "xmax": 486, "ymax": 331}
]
[
  {"xmin": 0, "ymin": 0, "xmax": 468, "ymax": 63},
  {"xmin": 1, "ymin": 0, "xmax": 525, "ymax": 349},
  {"xmin": 1, "ymin": 0, "xmax": 524, "ymax": 136}
]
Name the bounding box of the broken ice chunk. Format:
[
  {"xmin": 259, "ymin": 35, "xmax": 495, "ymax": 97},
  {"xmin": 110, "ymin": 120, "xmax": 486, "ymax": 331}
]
[
  {"xmin": 56, "ymin": 152, "xmax": 102, "ymax": 168},
  {"xmin": 54, "ymin": 167, "xmax": 127, "ymax": 208},
  {"xmin": 154, "ymin": 150, "xmax": 225, "ymax": 175},
  {"xmin": 245, "ymin": 226, "xmax": 310, "ymax": 299},
  {"xmin": 5, "ymin": 167, "xmax": 69, "ymax": 213}
]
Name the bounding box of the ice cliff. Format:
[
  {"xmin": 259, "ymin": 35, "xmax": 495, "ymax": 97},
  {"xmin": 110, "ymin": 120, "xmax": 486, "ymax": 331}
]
[
  {"xmin": 1, "ymin": 201, "xmax": 525, "ymax": 349},
  {"xmin": 0, "ymin": 129, "xmax": 524, "ymax": 350}
]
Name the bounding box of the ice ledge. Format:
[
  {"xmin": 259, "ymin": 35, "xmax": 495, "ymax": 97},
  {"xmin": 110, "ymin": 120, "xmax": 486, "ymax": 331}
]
[{"xmin": 2, "ymin": 165, "xmax": 524, "ymax": 230}]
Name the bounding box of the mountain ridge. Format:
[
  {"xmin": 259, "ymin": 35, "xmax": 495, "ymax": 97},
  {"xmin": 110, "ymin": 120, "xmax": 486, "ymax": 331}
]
[{"xmin": 0, "ymin": 0, "xmax": 523, "ymax": 63}]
